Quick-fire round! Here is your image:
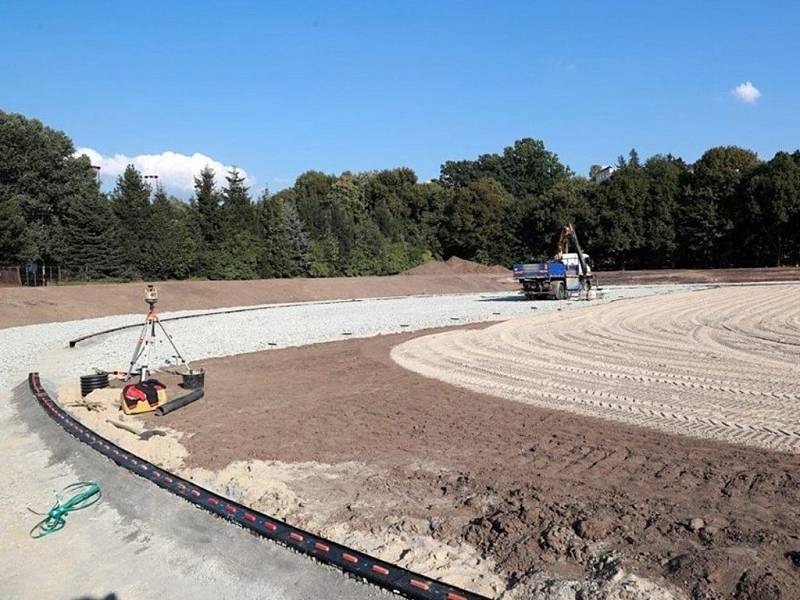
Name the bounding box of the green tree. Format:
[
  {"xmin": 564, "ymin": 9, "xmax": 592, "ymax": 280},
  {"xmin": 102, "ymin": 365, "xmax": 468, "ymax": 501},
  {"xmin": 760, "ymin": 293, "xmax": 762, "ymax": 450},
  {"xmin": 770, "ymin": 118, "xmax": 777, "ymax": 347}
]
[
  {"xmin": 282, "ymin": 200, "xmax": 310, "ymax": 276},
  {"xmin": 192, "ymin": 167, "xmax": 222, "ymax": 276},
  {"xmin": 110, "ymin": 164, "xmax": 152, "ymax": 275},
  {"xmin": 221, "ymin": 168, "xmax": 255, "ymax": 232},
  {"xmin": 0, "ymin": 111, "xmax": 95, "ymax": 265},
  {"xmin": 0, "ymin": 196, "xmax": 29, "ymax": 263},
  {"xmin": 205, "ymin": 168, "xmax": 258, "ymax": 279},
  {"xmin": 308, "ymin": 231, "xmax": 340, "ymax": 277},
  {"xmin": 440, "ymin": 138, "xmax": 571, "ymax": 199},
  {"xmin": 677, "ymin": 146, "xmax": 760, "ymax": 267},
  {"xmin": 292, "ymin": 170, "xmax": 336, "ymax": 237},
  {"xmin": 591, "ymin": 161, "xmax": 649, "ymax": 268},
  {"xmin": 440, "ymin": 178, "xmax": 513, "ymax": 263},
  {"xmin": 640, "ymin": 155, "xmax": 686, "ymax": 267},
  {"xmin": 194, "ymin": 166, "xmax": 221, "ymax": 244},
  {"xmin": 741, "ymin": 152, "xmax": 800, "ymax": 266},
  {"xmin": 61, "ymin": 171, "xmax": 126, "ymax": 279},
  {"xmin": 144, "ymin": 188, "xmax": 197, "ymax": 279},
  {"xmin": 255, "ymin": 190, "xmax": 293, "ymax": 278}
]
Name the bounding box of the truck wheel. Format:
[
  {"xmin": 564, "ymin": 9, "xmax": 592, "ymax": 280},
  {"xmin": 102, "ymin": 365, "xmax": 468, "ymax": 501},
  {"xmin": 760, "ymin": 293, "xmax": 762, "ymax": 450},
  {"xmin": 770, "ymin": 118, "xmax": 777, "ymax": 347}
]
[{"xmin": 554, "ymin": 281, "xmax": 566, "ymax": 300}]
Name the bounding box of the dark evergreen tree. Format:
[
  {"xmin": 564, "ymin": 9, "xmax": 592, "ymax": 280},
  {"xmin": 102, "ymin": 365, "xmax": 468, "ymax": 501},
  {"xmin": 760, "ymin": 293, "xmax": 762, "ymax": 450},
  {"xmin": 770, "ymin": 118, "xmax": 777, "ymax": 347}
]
[
  {"xmin": 110, "ymin": 164, "xmax": 152, "ymax": 275},
  {"xmin": 144, "ymin": 188, "xmax": 197, "ymax": 279},
  {"xmin": 282, "ymin": 201, "xmax": 310, "ymax": 276},
  {"xmin": 193, "ymin": 166, "xmax": 222, "ymax": 276},
  {"xmin": 221, "ymin": 168, "xmax": 255, "ymax": 232},
  {"xmin": 205, "ymin": 168, "xmax": 258, "ymax": 279},
  {"xmin": 62, "ymin": 185, "xmax": 126, "ymax": 279},
  {"xmin": 255, "ymin": 190, "xmax": 293, "ymax": 278},
  {"xmin": 195, "ymin": 166, "xmax": 221, "ymax": 244}
]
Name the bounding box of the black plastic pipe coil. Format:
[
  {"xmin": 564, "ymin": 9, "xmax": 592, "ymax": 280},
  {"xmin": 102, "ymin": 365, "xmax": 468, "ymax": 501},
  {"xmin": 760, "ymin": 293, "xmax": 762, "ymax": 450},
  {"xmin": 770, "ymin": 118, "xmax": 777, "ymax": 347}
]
[
  {"xmin": 28, "ymin": 373, "xmax": 489, "ymax": 600},
  {"xmin": 80, "ymin": 372, "xmax": 109, "ymax": 397}
]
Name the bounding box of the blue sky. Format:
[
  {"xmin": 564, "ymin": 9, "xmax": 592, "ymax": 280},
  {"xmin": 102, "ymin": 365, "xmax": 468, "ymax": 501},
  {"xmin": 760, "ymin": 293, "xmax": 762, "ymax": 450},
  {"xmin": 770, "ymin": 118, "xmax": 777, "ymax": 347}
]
[{"xmin": 1, "ymin": 1, "xmax": 797, "ymax": 196}]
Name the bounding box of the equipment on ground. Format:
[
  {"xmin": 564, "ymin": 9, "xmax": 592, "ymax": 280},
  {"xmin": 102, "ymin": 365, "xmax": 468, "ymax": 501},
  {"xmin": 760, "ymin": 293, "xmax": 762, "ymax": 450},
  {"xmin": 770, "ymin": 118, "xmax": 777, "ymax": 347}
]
[
  {"xmin": 80, "ymin": 372, "xmax": 109, "ymax": 397},
  {"xmin": 155, "ymin": 388, "xmax": 204, "ymax": 416},
  {"xmin": 512, "ymin": 224, "xmax": 597, "ymax": 300},
  {"xmin": 121, "ymin": 379, "xmax": 168, "ymax": 415},
  {"xmin": 119, "ymin": 285, "xmax": 205, "ymax": 415},
  {"xmin": 180, "ymin": 368, "xmax": 205, "ymax": 390},
  {"xmin": 125, "ymin": 285, "xmax": 190, "ymax": 383},
  {"xmin": 29, "ymin": 481, "xmax": 102, "ymax": 539}
]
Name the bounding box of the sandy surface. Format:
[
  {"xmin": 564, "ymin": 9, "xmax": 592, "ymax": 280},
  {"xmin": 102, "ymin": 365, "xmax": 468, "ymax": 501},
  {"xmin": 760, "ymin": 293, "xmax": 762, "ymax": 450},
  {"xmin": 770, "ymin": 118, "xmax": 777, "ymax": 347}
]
[
  {"xmin": 392, "ymin": 285, "xmax": 800, "ymax": 454},
  {"xmin": 71, "ymin": 315, "xmax": 797, "ymax": 599}
]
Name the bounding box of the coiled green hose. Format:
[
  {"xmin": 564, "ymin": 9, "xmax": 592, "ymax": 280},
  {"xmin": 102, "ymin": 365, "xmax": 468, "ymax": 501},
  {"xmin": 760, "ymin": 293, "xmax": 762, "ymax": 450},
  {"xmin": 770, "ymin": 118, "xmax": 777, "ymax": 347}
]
[{"xmin": 29, "ymin": 481, "xmax": 102, "ymax": 538}]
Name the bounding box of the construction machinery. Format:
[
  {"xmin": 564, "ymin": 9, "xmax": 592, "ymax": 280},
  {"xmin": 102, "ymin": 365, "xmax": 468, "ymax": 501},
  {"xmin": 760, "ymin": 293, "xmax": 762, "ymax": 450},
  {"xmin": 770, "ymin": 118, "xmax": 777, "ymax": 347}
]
[{"xmin": 512, "ymin": 224, "xmax": 597, "ymax": 300}]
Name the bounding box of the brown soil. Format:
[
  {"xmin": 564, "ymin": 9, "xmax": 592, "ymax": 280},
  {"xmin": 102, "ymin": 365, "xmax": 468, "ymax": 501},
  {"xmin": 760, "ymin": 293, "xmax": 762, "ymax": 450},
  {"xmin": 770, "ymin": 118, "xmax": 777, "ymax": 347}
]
[
  {"xmin": 147, "ymin": 325, "xmax": 800, "ymax": 599},
  {"xmin": 0, "ymin": 273, "xmax": 514, "ymax": 329},
  {"xmin": 597, "ymin": 266, "xmax": 800, "ymax": 285},
  {"xmin": 403, "ymin": 256, "xmax": 511, "ymax": 276}
]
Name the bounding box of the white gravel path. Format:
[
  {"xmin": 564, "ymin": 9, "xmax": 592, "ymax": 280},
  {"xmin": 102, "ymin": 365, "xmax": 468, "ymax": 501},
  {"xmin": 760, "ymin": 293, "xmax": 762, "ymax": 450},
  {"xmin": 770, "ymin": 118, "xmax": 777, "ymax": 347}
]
[{"xmin": 1, "ymin": 285, "xmax": 707, "ymax": 391}]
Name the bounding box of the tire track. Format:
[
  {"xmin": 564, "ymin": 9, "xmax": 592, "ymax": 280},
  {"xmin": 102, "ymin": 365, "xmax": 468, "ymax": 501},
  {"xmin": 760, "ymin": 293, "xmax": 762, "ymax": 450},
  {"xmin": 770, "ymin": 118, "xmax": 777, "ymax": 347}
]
[{"xmin": 392, "ymin": 285, "xmax": 800, "ymax": 454}]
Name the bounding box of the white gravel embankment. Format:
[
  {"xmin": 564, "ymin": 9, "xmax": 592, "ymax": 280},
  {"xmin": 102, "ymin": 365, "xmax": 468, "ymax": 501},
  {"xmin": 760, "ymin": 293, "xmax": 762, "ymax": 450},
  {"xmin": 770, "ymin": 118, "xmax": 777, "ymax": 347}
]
[{"xmin": 1, "ymin": 285, "xmax": 705, "ymax": 393}]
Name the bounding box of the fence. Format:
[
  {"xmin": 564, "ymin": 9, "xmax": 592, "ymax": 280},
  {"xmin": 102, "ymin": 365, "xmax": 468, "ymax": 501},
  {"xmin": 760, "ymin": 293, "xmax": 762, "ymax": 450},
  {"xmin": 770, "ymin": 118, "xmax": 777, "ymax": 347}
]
[
  {"xmin": 0, "ymin": 265, "xmax": 64, "ymax": 287},
  {"xmin": 0, "ymin": 266, "xmax": 22, "ymax": 286}
]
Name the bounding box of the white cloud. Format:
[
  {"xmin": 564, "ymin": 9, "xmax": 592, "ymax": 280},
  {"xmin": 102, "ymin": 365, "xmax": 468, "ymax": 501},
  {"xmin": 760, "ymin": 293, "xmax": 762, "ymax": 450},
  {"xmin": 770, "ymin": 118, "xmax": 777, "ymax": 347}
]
[
  {"xmin": 731, "ymin": 81, "xmax": 761, "ymax": 104},
  {"xmin": 74, "ymin": 147, "xmax": 254, "ymax": 196}
]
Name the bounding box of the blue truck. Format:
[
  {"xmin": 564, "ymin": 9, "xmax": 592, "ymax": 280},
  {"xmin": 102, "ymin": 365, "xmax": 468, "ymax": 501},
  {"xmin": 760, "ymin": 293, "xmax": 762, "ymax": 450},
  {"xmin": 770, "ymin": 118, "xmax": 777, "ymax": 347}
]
[{"xmin": 512, "ymin": 224, "xmax": 596, "ymax": 300}]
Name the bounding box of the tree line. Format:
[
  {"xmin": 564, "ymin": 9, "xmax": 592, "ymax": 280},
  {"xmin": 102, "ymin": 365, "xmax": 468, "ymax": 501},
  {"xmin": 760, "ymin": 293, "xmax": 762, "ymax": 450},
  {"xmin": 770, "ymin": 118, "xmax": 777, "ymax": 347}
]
[{"xmin": 2, "ymin": 110, "xmax": 799, "ymax": 281}]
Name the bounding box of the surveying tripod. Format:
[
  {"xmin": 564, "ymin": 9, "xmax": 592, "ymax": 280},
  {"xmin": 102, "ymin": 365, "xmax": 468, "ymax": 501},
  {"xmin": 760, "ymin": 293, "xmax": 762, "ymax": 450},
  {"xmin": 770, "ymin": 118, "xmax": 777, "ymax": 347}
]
[{"xmin": 125, "ymin": 285, "xmax": 189, "ymax": 382}]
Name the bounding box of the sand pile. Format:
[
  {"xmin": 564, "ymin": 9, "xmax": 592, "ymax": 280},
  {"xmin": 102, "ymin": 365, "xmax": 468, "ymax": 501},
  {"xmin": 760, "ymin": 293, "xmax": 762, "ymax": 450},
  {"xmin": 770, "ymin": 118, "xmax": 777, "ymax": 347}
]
[
  {"xmin": 403, "ymin": 256, "xmax": 510, "ymax": 276},
  {"xmin": 59, "ymin": 383, "xmax": 188, "ymax": 470}
]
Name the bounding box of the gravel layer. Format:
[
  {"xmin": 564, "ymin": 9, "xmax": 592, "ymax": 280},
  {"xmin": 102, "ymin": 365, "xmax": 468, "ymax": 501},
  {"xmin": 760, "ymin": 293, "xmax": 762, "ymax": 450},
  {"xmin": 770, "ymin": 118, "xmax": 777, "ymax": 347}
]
[{"xmin": 0, "ymin": 286, "xmax": 707, "ymax": 391}]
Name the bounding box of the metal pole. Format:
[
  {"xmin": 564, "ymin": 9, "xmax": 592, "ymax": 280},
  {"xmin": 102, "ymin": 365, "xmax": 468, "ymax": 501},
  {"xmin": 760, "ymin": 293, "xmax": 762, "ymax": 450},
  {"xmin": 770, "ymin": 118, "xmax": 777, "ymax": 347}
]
[
  {"xmin": 125, "ymin": 320, "xmax": 151, "ymax": 382},
  {"xmin": 156, "ymin": 320, "xmax": 190, "ymax": 369}
]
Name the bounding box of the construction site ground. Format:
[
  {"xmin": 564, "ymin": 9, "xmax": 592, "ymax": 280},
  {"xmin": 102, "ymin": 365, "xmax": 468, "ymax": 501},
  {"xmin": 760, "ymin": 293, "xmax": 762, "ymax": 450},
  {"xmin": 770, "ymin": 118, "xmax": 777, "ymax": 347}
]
[
  {"xmin": 134, "ymin": 287, "xmax": 797, "ymax": 599},
  {"xmin": 2, "ymin": 270, "xmax": 799, "ymax": 600},
  {"xmin": 3, "ymin": 265, "xmax": 800, "ymax": 328}
]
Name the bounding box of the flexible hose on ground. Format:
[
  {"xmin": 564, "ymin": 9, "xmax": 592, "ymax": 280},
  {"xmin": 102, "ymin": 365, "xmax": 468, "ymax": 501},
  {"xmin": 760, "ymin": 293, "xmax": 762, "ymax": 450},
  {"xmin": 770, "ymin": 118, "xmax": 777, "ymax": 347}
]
[{"xmin": 29, "ymin": 481, "xmax": 102, "ymax": 538}]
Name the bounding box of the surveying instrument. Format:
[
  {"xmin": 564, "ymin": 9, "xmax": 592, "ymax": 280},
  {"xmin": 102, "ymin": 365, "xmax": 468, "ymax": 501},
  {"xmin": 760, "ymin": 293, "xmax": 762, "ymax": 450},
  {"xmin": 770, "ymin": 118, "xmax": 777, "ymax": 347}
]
[{"xmin": 125, "ymin": 285, "xmax": 190, "ymax": 382}]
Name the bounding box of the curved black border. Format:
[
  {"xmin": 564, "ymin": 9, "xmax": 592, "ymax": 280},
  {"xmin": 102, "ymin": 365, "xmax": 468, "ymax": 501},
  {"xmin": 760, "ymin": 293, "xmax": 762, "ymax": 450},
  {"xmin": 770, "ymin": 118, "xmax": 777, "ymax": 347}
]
[{"xmin": 28, "ymin": 372, "xmax": 488, "ymax": 600}]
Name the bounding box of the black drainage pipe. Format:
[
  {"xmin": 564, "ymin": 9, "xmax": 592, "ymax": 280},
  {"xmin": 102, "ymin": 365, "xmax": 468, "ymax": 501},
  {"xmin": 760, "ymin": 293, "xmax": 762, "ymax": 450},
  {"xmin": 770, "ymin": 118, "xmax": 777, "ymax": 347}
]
[
  {"xmin": 155, "ymin": 388, "xmax": 204, "ymax": 416},
  {"xmin": 28, "ymin": 373, "xmax": 487, "ymax": 600}
]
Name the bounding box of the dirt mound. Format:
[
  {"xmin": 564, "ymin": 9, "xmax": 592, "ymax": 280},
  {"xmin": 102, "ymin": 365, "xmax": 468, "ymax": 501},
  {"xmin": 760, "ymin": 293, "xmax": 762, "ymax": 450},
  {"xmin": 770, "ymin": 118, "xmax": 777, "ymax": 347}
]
[{"xmin": 403, "ymin": 256, "xmax": 510, "ymax": 276}]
